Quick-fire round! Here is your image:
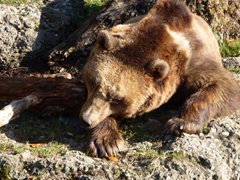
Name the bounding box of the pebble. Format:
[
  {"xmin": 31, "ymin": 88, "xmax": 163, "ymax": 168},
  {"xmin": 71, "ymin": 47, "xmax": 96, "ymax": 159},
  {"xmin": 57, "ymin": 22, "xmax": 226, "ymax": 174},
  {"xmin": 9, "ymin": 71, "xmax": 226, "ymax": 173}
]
[
  {"xmin": 20, "ymin": 150, "xmax": 32, "ymax": 161},
  {"xmin": 221, "ymin": 131, "xmax": 230, "ymax": 137}
]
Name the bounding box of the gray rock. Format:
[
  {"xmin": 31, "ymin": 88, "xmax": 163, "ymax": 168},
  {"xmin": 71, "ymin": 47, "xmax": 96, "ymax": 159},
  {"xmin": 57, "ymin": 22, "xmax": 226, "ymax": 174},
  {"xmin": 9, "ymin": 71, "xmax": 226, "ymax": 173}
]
[
  {"xmin": 223, "ymin": 57, "xmax": 240, "ymax": 69},
  {"xmin": 0, "ymin": 5, "xmax": 40, "ymax": 69},
  {"xmin": 0, "ymin": 0, "xmax": 83, "ymax": 70}
]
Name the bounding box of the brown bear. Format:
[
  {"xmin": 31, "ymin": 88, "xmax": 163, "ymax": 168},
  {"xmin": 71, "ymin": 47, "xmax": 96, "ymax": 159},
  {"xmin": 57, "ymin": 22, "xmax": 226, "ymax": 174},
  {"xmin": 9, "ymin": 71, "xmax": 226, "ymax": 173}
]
[{"xmin": 80, "ymin": 0, "xmax": 240, "ymax": 157}]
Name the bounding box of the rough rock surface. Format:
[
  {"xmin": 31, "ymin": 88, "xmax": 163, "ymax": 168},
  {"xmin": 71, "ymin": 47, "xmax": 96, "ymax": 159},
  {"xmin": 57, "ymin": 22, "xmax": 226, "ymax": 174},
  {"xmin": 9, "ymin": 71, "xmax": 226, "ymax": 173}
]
[
  {"xmin": 223, "ymin": 57, "xmax": 240, "ymax": 69},
  {"xmin": 0, "ymin": 96, "xmax": 239, "ymax": 179},
  {"xmin": 0, "ymin": 5, "xmax": 40, "ymax": 69},
  {"xmin": 0, "ymin": 0, "xmax": 83, "ymax": 70}
]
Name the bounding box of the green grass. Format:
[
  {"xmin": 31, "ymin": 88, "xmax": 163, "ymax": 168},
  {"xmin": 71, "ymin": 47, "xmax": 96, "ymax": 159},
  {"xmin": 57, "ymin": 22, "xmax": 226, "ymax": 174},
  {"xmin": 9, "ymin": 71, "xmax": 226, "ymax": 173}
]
[
  {"xmin": 0, "ymin": 0, "xmax": 109, "ymax": 6},
  {"xmin": 0, "ymin": 0, "xmax": 38, "ymax": 5},
  {"xmin": 0, "ymin": 163, "xmax": 11, "ymax": 180},
  {"xmin": 134, "ymin": 145, "xmax": 186, "ymax": 160},
  {"xmin": 84, "ymin": 0, "xmax": 108, "ymax": 8},
  {"xmin": 0, "ymin": 113, "xmax": 86, "ymax": 158},
  {"xmin": 71, "ymin": 0, "xmax": 109, "ymax": 28},
  {"xmin": 135, "ymin": 146, "xmax": 160, "ymax": 159},
  {"xmin": 28, "ymin": 142, "xmax": 69, "ymax": 157},
  {"xmin": 228, "ymin": 66, "xmax": 240, "ymax": 73},
  {"xmin": 0, "ymin": 142, "xmax": 68, "ymax": 158},
  {"xmin": 202, "ymin": 125, "xmax": 211, "ymax": 134},
  {"xmin": 121, "ymin": 124, "xmax": 152, "ymax": 142},
  {"xmin": 11, "ymin": 113, "xmax": 85, "ymax": 143},
  {"xmin": 159, "ymin": 150, "xmax": 186, "ymax": 160},
  {"xmin": 219, "ymin": 39, "xmax": 240, "ymax": 57}
]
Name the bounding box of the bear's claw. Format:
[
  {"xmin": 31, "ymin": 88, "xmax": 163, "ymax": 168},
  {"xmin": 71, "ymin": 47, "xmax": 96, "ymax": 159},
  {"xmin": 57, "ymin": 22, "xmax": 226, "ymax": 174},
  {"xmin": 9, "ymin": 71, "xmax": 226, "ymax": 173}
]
[{"xmin": 165, "ymin": 117, "xmax": 203, "ymax": 135}]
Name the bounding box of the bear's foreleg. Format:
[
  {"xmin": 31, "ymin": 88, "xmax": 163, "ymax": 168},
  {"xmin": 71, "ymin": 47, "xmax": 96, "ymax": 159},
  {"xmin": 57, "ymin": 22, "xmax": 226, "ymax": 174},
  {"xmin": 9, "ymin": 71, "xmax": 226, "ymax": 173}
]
[
  {"xmin": 165, "ymin": 83, "xmax": 226, "ymax": 135},
  {"xmin": 88, "ymin": 117, "xmax": 125, "ymax": 157}
]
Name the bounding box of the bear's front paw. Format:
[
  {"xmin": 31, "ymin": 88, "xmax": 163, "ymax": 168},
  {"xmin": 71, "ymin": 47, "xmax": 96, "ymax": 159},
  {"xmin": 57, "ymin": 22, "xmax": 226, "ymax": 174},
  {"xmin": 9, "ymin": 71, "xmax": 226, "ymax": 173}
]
[
  {"xmin": 88, "ymin": 117, "xmax": 125, "ymax": 158},
  {"xmin": 165, "ymin": 117, "xmax": 203, "ymax": 135}
]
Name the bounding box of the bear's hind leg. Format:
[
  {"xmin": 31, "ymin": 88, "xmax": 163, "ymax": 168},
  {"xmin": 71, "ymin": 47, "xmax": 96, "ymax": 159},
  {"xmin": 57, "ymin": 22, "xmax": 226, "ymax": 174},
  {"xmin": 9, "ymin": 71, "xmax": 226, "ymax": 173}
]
[{"xmin": 88, "ymin": 117, "xmax": 125, "ymax": 157}]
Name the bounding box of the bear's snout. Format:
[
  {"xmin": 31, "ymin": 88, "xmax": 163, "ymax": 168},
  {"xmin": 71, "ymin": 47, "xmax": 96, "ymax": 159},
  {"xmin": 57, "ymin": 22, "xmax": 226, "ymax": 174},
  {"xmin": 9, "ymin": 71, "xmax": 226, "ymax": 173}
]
[{"xmin": 80, "ymin": 97, "xmax": 112, "ymax": 127}]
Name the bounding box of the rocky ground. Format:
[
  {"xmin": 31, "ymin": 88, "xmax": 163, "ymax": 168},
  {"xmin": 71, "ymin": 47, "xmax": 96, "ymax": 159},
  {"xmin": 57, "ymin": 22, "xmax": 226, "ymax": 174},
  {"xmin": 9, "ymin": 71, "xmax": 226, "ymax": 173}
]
[
  {"xmin": 0, "ymin": 0, "xmax": 239, "ymax": 179},
  {"xmin": 0, "ymin": 90, "xmax": 239, "ymax": 179}
]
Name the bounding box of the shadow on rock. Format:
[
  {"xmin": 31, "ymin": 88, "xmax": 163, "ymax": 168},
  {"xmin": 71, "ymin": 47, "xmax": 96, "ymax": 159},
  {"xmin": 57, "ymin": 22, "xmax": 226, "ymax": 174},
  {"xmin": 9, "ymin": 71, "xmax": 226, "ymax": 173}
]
[
  {"xmin": 0, "ymin": 112, "xmax": 89, "ymax": 151},
  {"xmin": 0, "ymin": 104, "xmax": 180, "ymax": 154},
  {"xmin": 20, "ymin": 0, "xmax": 85, "ymax": 72}
]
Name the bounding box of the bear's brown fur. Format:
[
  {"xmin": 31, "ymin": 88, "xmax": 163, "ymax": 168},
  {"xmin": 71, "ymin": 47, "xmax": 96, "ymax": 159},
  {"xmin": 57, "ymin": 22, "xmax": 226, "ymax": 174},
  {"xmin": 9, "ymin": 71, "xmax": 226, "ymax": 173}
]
[{"xmin": 81, "ymin": 0, "xmax": 240, "ymax": 157}]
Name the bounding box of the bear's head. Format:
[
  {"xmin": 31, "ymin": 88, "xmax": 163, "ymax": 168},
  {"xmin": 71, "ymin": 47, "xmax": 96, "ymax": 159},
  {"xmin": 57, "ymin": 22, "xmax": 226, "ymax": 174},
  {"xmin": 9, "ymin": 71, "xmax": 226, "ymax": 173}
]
[{"xmin": 80, "ymin": 13, "xmax": 190, "ymax": 127}]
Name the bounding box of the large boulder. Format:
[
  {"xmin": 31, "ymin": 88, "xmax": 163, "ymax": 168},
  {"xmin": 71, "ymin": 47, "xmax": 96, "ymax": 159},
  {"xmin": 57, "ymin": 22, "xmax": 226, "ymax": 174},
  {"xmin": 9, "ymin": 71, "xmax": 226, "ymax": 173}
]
[
  {"xmin": 0, "ymin": 5, "xmax": 40, "ymax": 69},
  {"xmin": 0, "ymin": 0, "xmax": 83, "ymax": 71}
]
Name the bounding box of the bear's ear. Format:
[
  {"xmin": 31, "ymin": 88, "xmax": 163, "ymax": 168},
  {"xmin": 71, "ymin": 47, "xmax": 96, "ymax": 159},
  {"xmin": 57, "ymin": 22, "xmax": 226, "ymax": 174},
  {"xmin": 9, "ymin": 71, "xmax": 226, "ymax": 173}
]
[
  {"xmin": 145, "ymin": 59, "xmax": 169, "ymax": 81},
  {"xmin": 97, "ymin": 30, "xmax": 117, "ymax": 50}
]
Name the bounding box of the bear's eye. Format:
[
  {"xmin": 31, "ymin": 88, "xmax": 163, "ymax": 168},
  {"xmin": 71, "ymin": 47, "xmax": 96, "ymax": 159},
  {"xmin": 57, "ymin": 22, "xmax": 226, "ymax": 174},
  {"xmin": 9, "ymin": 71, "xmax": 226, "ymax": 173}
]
[
  {"xmin": 110, "ymin": 98, "xmax": 123, "ymax": 105},
  {"xmin": 84, "ymin": 76, "xmax": 96, "ymax": 89},
  {"xmin": 106, "ymin": 92, "xmax": 124, "ymax": 105},
  {"xmin": 89, "ymin": 80, "xmax": 95, "ymax": 88}
]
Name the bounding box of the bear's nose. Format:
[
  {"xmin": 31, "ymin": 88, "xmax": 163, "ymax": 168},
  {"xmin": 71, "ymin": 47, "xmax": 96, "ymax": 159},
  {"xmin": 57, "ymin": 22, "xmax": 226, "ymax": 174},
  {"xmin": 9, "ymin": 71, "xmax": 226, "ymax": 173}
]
[
  {"xmin": 81, "ymin": 110, "xmax": 98, "ymax": 126},
  {"xmin": 80, "ymin": 96, "xmax": 113, "ymax": 127},
  {"xmin": 81, "ymin": 106, "xmax": 108, "ymax": 128}
]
